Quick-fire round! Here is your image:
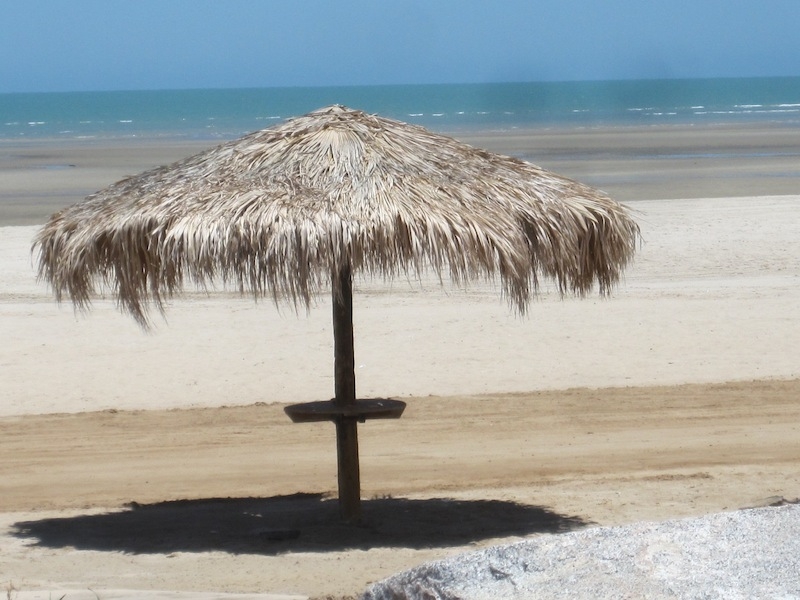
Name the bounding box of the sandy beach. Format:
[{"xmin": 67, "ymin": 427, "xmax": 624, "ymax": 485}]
[{"xmin": 1, "ymin": 123, "xmax": 799, "ymax": 598}]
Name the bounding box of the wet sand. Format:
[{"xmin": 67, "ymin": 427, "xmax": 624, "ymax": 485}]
[{"xmin": 2, "ymin": 122, "xmax": 800, "ymax": 225}]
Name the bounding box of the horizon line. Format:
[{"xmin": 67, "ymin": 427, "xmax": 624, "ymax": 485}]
[{"xmin": 4, "ymin": 74, "xmax": 800, "ymax": 96}]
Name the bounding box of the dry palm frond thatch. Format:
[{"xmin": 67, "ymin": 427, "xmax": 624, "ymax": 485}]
[{"xmin": 34, "ymin": 105, "xmax": 638, "ymax": 325}]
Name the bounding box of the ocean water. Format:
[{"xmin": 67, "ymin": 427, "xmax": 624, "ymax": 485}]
[{"xmin": 2, "ymin": 77, "xmax": 800, "ymax": 141}]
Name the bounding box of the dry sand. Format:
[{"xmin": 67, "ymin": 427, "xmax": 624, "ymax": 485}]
[
  {"xmin": 2, "ymin": 381, "xmax": 799, "ymax": 599},
  {"xmin": 1, "ymin": 123, "xmax": 799, "ymax": 598}
]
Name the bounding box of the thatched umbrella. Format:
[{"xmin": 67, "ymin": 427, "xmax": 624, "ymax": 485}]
[{"xmin": 35, "ymin": 105, "xmax": 639, "ymax": 522}]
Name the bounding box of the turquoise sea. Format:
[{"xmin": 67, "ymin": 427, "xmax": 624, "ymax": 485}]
[{"xmin": 2, "ymin": 77, "xmax": 800, "ymax": 141}]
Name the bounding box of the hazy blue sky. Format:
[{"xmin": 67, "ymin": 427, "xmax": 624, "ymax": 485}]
[{"xmin": 4, "ymin": 0, "xmax": 800, "ymax": 93}]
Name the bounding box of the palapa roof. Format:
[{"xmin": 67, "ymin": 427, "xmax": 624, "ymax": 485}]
[{"xmin": 34, "ymin": 105, "xmax": 640, "ymax": 325}]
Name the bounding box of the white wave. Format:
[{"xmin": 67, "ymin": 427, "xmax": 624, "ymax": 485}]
[
  {"xmin": 119, "ymin": 120, "xmax": 133, "ymax": 123},
  {"xmin": 4, "ymin": 122, "xmax": 20, "ymax": 126},
  {"xmin": 691, "ymin": 106, "xmax": 705, "ymax": 109},
  {"xmin": 711, "ymin": 106, "xmax": 800, "ymax": 115},
  {"xmin": 757, "ymin": 108, "xmax": 800, "ymax": 114},
  {"xmin": 432, "ymin": 113, "xmax": 445, "ymax": 117},
  {"xmin": 27, "ymin": 121, "xmax": 45, "ymax": 126},
  {"xmin": 777, "ymin": 103, "xmax": 800, "ymax": 108},
  {"xmin": 707, "ymin": 108, "xmax": 800, "ymax": 116},
  {"xmin": 736, "ymin": 104, "xmax": 762, "ymax": 108},
  {"xmin": 408, "ymin": 113, "xmax": 423, "ymax": 117}
]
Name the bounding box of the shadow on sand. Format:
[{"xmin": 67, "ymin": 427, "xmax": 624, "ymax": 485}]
[{"xmin": 12, "ymin": 493, "xmax": 590, "ymax": 555}]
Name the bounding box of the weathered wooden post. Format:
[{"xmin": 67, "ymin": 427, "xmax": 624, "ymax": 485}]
[
  {"xmin": 284, "ymin": 264, "xmax": 406, "ymax": 523},
  {"xmin": 331, "ymin": 264, "xmax": 361, "ymax": 522}
]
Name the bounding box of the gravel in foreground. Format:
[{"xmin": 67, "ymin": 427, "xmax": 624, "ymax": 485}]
[{"xmin": 363, "ymin": 504, "xmax": 800, "ymax": 599}]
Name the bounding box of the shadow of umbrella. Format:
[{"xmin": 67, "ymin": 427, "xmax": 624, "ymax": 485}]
[{"xmin": 12, "ymin": 494, "xmax": 591, "ymax": 555}]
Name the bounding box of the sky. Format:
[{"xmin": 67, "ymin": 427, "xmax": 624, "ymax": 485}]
[{"xmin": 3, "ymin": 0, "xmax": 800, "ymax": 93}]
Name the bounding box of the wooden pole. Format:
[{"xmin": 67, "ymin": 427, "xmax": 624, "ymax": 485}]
[{"xmin": 332, "ymin": 263, "xmax": 361, "ymax": 522}]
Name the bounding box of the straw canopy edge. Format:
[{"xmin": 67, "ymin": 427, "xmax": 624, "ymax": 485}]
[{"xmin": 34, "ymin": 105, "xmax": 640, "ymax": 325}]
